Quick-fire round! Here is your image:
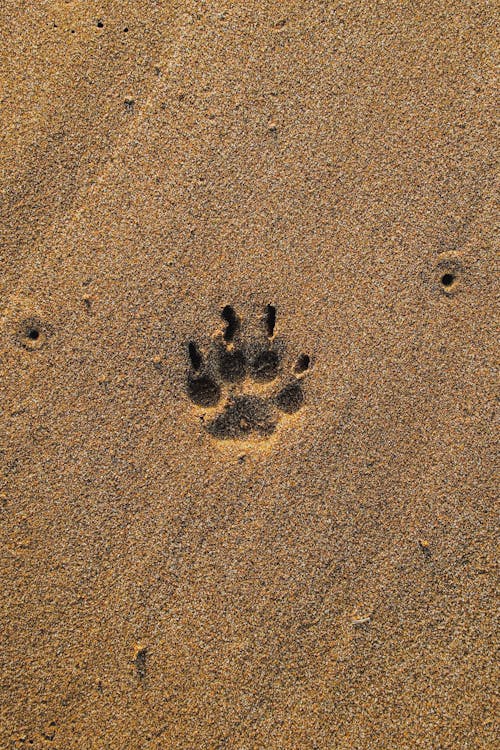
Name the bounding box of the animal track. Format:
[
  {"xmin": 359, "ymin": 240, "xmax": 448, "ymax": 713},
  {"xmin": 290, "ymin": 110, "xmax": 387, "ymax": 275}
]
[{"xmin": 186, "ymin": 305, "xmax": 311, "ymax": 440}]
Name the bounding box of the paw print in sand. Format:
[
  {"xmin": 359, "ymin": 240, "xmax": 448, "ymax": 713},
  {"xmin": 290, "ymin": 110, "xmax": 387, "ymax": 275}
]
[{"xmin": 185, "ymin": 305, "xmax": 311, "ymax": 440}]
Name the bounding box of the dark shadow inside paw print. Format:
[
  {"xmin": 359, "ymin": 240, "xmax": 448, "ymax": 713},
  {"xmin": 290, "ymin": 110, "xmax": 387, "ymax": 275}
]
[
  {"xmin": 274, "ymin": 380, "xmax": 304, "ymax": 413},
  {"xmin": 218, "ymin": 346, "xmax": 246, "ymax": 382},
  {"xmin": 221, "ymin": 304, "xmax": 240, "ymax": 342},
  {"xmin": 185, "ymin": 305, "xmax": 311, "ymax": 440},
  {"xmin": 187, "ymin": 374, "xmax": 221, "ymax": 407},
  {"xmin": 208, "ymin": 395, "xmax": 276, "ymax": 439},
  {"xmin": 251, "ymin": 350, "xmax": 279, "ymax": 382}
]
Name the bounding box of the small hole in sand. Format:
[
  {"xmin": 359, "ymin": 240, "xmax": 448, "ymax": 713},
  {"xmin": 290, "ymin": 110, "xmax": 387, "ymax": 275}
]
[
  {"xmin": 441, "ymin": 273, "xmax": 455, "ymax": 288},
  {"xmin": 97, "ymin": 20, "xmax": 104, "ymax": 28},
  {"xmin": 221, "ymin": 305, "xmax": 240, "ymax": 342},
  {"xmin": 18, "ymin": 317, "xmax": 48, "ymax": 349},
  {"xmin": 294, "ymin": 354, "xmax": 310, "ymax": 374}
]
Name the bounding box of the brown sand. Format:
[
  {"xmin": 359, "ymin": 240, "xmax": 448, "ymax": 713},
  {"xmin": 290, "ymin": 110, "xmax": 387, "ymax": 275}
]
[{"xmin": 1, "ymin": 2, "xmax": 498, "ymax": 748}]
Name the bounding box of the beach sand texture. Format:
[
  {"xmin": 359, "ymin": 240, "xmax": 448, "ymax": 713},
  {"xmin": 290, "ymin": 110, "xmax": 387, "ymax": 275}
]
[{"xmin": 1, "ymin": 2, "xmax": 498, "ymax": 748}]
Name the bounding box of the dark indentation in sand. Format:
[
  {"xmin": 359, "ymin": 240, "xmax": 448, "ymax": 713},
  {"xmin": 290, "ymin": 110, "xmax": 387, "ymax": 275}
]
[
  {"xmin": 294, "ymin": 353, "xmax": 310, "ymax": 374},
  {"xmin": 187, "ymin": 375, "xmax": 220, "ymax": 407},
  {"xmin": 208, "ymin": 395, "xmax": 276, "ymax": 440},
  {"xmin": 188, "ymin": 341, "xmax": 202, "ymax": 371},
  {"xmin": 185, "ymin": 306, "xmax": 310, "ymax": 440},
  {"xmin": 434, "ymin": 255, "xmax": 464, "ymax": 296},
  {"xmin": 221, "ymin": 305, "xmax": 240, "ymax": 342},
  {"xmin": 251, "ymin": 349, "xmax": 279, "ymax": 382},
  {"xmin": 441, "ymin": 272, "xmax": 455, "ymax": 288},
  {"xmin": 275, "ymin": 381, "xmax": 304, "ymax": 413},
  {"xmin": 134, "ymin": 648, "xmax": 147, "ymax": 680},
  {"xmin": 16, "ymin": 317, "xmax": 51, "ymax": 350},
  {"xmin": 265, "ymin": 304, "xmax": 276, "ymax": 337},
  {"xmin": 218, "ymin": 347, "xmax": 246, "ymax": 382}
]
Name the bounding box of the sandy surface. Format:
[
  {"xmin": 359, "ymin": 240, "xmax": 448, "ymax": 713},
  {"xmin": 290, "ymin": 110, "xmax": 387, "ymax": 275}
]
[{"xmin": 1, "ymin": 2, "xmax": 498, "ymax": 748}]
